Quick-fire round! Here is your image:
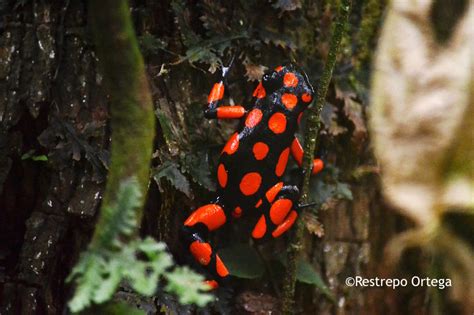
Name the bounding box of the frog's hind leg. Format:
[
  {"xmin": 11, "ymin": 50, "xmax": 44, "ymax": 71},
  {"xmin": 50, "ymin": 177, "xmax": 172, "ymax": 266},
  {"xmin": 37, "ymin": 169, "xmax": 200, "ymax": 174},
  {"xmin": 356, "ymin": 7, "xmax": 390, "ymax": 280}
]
[
  {"xmin": 181, "ymin": 203, "xmax": 230, "ymax": 288},
  {"xmin": 290, "ymin": 137, "xmax": 324, "ymax": 175},
  {"xmin": 251, "ymin": 183, "xmax": 301, "ymax": 240}
]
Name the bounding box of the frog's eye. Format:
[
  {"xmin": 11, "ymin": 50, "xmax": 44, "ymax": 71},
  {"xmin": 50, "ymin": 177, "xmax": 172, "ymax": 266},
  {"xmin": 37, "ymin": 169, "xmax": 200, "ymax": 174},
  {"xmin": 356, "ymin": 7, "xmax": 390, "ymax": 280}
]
[{"xmin": 262, "ymin": 74, "xmax": 270, "ymax": 82}]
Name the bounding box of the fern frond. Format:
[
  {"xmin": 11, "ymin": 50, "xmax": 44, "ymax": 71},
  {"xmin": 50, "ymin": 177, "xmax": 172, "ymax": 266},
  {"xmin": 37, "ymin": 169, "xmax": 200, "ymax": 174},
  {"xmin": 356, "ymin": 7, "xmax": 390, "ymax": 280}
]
[
  {"xmin": 67, "ymin": 178, "xmax": 213, "ymax": 313},
  {"xmin": 93, "ymin": 177, "xmax": 141, "ymax": 250}
]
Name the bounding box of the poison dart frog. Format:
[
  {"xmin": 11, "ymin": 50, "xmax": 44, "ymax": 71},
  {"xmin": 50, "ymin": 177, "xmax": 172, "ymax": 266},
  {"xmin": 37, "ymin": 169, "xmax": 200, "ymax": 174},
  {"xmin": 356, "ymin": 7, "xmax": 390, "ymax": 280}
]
[{"xmin": 182, "ymin": 62, "xmax": 324, "ymax": 289}]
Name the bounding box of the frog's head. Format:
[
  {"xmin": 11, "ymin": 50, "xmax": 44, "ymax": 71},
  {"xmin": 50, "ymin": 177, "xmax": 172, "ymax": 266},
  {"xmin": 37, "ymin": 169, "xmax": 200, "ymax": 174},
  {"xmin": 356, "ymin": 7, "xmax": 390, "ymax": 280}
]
[{"xmin": 258, "ymin": 63, "xmax": 315, "ymax": 113}]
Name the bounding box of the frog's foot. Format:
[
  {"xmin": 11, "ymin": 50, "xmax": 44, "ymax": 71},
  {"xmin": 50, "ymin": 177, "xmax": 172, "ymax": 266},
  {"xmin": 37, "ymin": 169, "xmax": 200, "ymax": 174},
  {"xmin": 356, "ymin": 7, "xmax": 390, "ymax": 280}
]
[
  {"xmin": 204, "ymin": 54, "xmax": 246, "ymax": 121},
  {"xmin": 271, "ymin": 208, "xmax": 298, "ymax": 238},
  {"xmin": 182, "ymin": 204, "xmax": 230, "ymax": 283},
  {"xmin": 251, "ymin": 183, "xmax": 300, "ymax": 240},
  {"xmin": 290, "ymin": 137, "xmax": 324, "ymax": 175},
  {"xmin": 204, "ymin": 279, "xmax": 219, "ymax": 290}
]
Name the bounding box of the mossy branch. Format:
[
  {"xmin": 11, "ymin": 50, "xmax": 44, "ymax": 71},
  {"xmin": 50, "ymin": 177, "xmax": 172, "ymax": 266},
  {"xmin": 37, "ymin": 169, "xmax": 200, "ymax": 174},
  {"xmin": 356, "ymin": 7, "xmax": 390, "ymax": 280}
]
[
  {"xmin": 67, "ymin": 1, "xmax": 155, "ymax": 311},
  {"xmin": 281, "ymin": 1, "xmax": 352, "ymax": 313},
  {"xmin": 89, "ymin": 0, "xmax": 155, "ymax": 242}
]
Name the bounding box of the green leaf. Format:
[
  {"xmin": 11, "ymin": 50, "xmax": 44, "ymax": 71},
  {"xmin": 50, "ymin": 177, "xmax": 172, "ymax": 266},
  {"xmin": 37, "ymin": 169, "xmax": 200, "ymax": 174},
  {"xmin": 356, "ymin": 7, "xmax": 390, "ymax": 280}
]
[
  {"xmin": 137, "ymin": 237, "xmax": 168, "ymax": 260},
  {"xmin": 31, "ymin": 155, "xmax": 48, "ymax": 161},
  {"xmin": 219, "ymin": 243, "xmax": 264, "ymax": 279},
  {"xmin": 164, "ymin": 266, "xmax": 214, "ymax": 307},
  {"xmin": 308, "ymin": 166, "xmax": 353, "ymax": 205},
  {"xmin": 67, "ymin": 178, "xmax": 213, "ymax": 313},
  {"xmin": 139, "ymin": 33, "xmax": 168, "ymax": 56},
  {"xmin": 126, "ymin": 261, "xmax": 154, "ymax": 295},
  {"xmin": 154, "ymin": 161, "xmax": 192, "ymax": 198},
  {"xmin": 155, "ymin": 108, "xmax": 174, "ymax": 146},
  {"xmin": 68, "ymin": 253, "xmax": 105, "ymax": 312},
  {"xmin": 184, "ymin": 46, "xmax": 218, "ymax": 64},
  {"xmin": 21, "ymin": 150, "xmax": 34, "ymax": 160},
  {"xmin": 94, "ymin": 259, "xmax": 122, "ymax": 304},
  {"xmin": 122, "ymin": 239, "xmax": 174, "ymax": 296},
  {"xmin": 21, "ymin": 150, "xmax": 48, "ymax": 162},
  {"xmin": 296, "ymin": 258, "xmax": 335, "ymax": 302},
  {"xmin": 181, "ymin": 151, "xmax": 216, "ymax": 191},
  {"xmin": 93, "ymin": 178, "xmax": 142, "ymax": 249}
]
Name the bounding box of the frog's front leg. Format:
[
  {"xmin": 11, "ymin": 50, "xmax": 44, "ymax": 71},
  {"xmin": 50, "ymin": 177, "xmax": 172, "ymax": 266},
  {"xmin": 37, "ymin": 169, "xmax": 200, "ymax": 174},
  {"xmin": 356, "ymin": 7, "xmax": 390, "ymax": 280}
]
[
  {"xmin": 204, "ymin": 62, "xmax": 247, "ymax": 120},
  {"xmin": 290, "ymin": 137, "xmax": 324, "ymax": 175},
  {"xmin": 181, "ymin": 203, "xmax": 230, "ymax": 288},
  {"xmin": 251, "ymin": 183, "xmax": 301, "ymax": 240}
]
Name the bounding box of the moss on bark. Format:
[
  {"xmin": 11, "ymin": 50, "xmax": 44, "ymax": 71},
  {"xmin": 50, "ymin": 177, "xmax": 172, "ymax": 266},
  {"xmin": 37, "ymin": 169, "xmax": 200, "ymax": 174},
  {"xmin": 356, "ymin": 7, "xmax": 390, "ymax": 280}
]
[{"xmin": 88, "ymin": 0, "xmax": 155, "ymax": 240}]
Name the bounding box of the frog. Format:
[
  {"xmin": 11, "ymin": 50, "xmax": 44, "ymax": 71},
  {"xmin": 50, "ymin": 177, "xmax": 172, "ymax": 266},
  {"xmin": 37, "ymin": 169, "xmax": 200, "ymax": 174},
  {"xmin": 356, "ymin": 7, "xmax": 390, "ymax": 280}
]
[{"xmin": 181, "ymin": 62, "xmax": 324, "ymax": 288}]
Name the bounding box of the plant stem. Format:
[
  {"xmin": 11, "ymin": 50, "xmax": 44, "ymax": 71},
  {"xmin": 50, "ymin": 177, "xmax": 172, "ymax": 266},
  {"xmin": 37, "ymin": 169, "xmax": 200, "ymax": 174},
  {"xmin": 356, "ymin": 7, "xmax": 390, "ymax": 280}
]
[
  {"xmin": 88, "ymin": 0, "xmax": 155, "ymax": 243},
  {"xmin": 281, "ymin": 1, "xmax": 352, "ymax": 313}
]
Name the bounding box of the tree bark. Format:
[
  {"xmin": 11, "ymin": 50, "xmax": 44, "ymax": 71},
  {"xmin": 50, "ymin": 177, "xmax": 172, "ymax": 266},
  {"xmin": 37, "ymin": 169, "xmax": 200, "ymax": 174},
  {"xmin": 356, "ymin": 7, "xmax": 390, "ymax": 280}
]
[
  {"xmin": 0, "ymin": 1, "xmax": 441, "ymax": 314},
  {"xmin": 0, "ymin": 1, "xmax": 108, "ymax": 313}
]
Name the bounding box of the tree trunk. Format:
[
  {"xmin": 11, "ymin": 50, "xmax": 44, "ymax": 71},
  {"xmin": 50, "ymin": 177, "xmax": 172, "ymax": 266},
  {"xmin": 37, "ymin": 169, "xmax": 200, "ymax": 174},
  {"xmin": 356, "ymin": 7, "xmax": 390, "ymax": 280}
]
[
  {"xmin": 0, "ymin": 1, "xmax": 108, "ymax": 313},
  {"xmin": 1, "ymin": 0, "xmax": 444, "ymax": 314}
]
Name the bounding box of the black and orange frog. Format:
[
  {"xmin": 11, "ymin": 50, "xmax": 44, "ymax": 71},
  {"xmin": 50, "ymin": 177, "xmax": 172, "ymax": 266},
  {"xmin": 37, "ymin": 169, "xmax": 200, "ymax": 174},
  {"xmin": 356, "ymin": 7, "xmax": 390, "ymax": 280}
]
[{"xmin": 182, "ymin": 62, "xmax": 323, "ymax": 288}]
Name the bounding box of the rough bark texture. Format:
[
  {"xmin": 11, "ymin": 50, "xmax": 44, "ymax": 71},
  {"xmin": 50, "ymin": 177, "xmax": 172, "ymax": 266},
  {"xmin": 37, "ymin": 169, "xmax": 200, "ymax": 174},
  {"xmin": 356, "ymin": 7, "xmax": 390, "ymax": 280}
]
[
  {"xmin": 2, "ymin": 1, "xmax": 461, "ymax": 314},
  {"xmin": 0, "ymin": 1, "xmax": 108, "ymax": 313}
]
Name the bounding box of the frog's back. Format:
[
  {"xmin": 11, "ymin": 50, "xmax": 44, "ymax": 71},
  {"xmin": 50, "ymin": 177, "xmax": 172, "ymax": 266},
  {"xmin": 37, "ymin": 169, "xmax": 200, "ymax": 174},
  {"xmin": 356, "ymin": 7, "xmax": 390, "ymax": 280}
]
[
  {"xmin": 181, "ymin": 63, "xmax": 321, "ymax": 287},
  {"xmin": 215, "ymin": 64, "xmax": 315, "ymax": 211},
  {"xmin": 216, "ymin": 98, "xmax": 298, "ymax": 210}
]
